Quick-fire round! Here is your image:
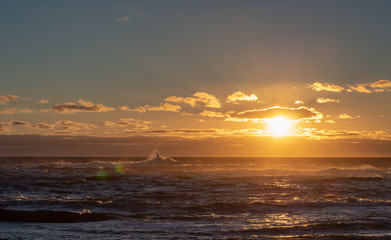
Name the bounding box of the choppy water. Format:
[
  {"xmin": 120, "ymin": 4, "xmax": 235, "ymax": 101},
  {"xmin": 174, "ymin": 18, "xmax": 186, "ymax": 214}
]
[{"xmin": 1, "ymin": 155, "xmax": 391, "ymax": 239}]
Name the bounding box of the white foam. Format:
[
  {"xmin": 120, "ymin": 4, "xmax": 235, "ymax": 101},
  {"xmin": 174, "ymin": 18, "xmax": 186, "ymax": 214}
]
[{"xmin": 132, "ymin": 149, "xmax": 178, "ymax": 166}]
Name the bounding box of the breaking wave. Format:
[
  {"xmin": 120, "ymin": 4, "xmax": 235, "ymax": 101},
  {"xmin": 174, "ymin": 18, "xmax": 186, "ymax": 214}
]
[{"xmin": 129, "ymin": 149, "xmax": 179, "ymax": 166}]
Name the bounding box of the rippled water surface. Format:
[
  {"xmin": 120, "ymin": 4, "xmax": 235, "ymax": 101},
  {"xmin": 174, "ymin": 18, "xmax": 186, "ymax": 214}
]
[{"xmin": 1, "ymin": 157, "xmax": 391, "ymax": 239}]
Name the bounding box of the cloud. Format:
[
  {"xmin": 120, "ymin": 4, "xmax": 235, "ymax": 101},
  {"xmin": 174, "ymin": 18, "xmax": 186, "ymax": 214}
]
[
  {"xmin": 0, "ymin": 95, "xmax": 18, "ymax": 104},
  {"xmin": 316, "ymin": 97, "xmax": 340, "ymax": 103},
  {"xmin": 199, "ymin": 110, "xmax": 227, "ymax": 118},
  {"xmin": 0, "ymin": 120, "xmax": 33, "ymax": 131},
  {"xmin": 0, "ymin": 122, "xmax": 11, "ymax": 132},
  {"xmin": 226, "ymin": 91, "xmax": 258, "ymax": 103},
  {"xmin": 147, "ymin": 103, "xmax": 181, "ymax": 112},
  {"xmin": 119, "ymin": 106, "xmax": 131, "ymax": 111},
  {"xmin": 37, "ymin": 99, "xmax": 50, "ymax": 104},
  {"xmin": 116, "ymin": 16, "xmax": 131, "ymax": 23},
  {"xmin": 0, "ymin": 108, "xmax": 33, "ymax": 114},
  {"xmin": 325, "ymin": 120, "xmax": 336, "ymax": 124},
  {"xmin": 370, "ymin": 79, "xmax": 391, "ymax": 88},
  {"xmin": 165, "ymin": 92, "xmax": 221, "ymax": 108},
  {"xmin": 348, "ymin": 85, "xmax": 372, "ymax": 93},
  {"xmin": 143, "ymin": 129, "xmax": 220, "ymax": 134},
  {"xmin": 120, "ymin": 103, "xmax": 181, "ymax": 113},
  {"xmin": 348, "ymin": 79, "xmax": 391, "ymax": 93},
  {"xmin": 38, "ymin": 120, "xmax": 98, "ymax": 135},
  {"xmin": 338, "ymin": 114, "xmax": 354, "ymax": 119},
  {"xmin": 116, "ymin": 10, "xmax": 143, "ymax": 23},
  {"xmin": 295, "ymin": 100, "xmax": 304, "ymax": 105},
  {"xmin": 235, "ymin": 106, "xmax": 323, "ymax": 120},
  {"xmin": 34, "ymin": 122, "xmax": 53, "ymax": 129},
  {"xmin": 105, "ymin": 118, "xmax": 135, "ymax": 127},
  {"xmin": 51, "ymin": 99, "xmax": 115, "ymax": 113},
  {"xmin": 119, "ymin": 106, "xmax": 147, "ymax": 113},
  {"xmin": 54, "ymin": 120, "xmax": 97, "ymax": 130},
  {"xmin": 105, "ymin": 118, "xmax": 152, "ymax": 130},
  {"xmin": 12, "ymin": 121, "xmax": 31, "ymax": 127},
  {"xmin": 309, "ymin": 82, "xmax": 344, "ymax": 92},
  {"xmin": 0, "ymin": 120, "xmax": 97, "ymax": 134}
]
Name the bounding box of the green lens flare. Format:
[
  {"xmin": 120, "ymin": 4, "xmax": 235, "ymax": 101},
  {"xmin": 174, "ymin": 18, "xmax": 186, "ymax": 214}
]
[{"xmin": 115, "ymin": 164, "xmax": 124, "ymax": 174}]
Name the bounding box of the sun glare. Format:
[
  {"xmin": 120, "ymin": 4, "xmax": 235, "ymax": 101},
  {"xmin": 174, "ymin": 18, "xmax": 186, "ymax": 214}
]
[{"xmin": 266, "ymin": 116, "xmax": 293, "ymax": 137}]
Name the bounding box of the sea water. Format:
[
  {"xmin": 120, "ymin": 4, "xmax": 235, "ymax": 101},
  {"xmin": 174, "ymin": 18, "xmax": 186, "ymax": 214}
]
[{"xmin": 1, "ymin": 155, "xmax": 391, "ymax": 239}]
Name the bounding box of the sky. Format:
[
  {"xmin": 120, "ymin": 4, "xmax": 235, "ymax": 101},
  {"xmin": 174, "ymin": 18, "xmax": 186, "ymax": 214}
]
[{"xmin": 1, "ymin": 0, "xmax": 391, "ymax": 156}]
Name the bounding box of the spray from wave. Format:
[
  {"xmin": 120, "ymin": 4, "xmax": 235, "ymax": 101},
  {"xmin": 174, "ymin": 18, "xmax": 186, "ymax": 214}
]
[{"xmin": 131, "ymin": 149, "xmax": 178, "ymax": 166}]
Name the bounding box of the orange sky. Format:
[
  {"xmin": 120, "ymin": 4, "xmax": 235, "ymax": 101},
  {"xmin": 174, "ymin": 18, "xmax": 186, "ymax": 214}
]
[{"xmin": 1, "ymin": 1, "xmax": 391, "ymax": 156}]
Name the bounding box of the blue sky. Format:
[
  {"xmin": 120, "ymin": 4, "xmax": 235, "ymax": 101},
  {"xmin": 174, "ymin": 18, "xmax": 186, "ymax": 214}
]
[
  {"xmin": 2, "ymin": 1, "xmax": 391, "ymax": 101},
  {"xmin": 1, "ymin": 1, "xmax": 391, "ymax": 156}
]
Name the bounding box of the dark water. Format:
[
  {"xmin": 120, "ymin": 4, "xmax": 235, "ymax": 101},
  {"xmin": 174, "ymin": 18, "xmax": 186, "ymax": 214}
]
[{"xmin": 1, "ymin": 156, "xmax": 391, "ymax": 239}]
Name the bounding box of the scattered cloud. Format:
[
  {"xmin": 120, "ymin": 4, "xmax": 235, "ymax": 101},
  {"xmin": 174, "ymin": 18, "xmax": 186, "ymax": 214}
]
[
  {"xmin": 316, "ymin": 97, "xmax": 340, "ymax": 103},
  {"xmin": 12, "ymin": 120, "xmax": 31, "ymax": 127},
  {"xmin": 51, "ymin": 99, "xmax": 115, "ymax": 113},
  {"xmin": 199, "ymin": 110, "xmax": 227, "ymax": 118},
  {"xmin": 0, "ymin": 120, "xmax": 97, "ymax": 133},
  {"xmin": 325, "ymin": 120, "xmax": 336, "ymax": 124},
  {"xmin": 348, "ymin": 85, "xmax": 372, "ymax": 93},
  {"xmin": 116, "ymin": 16, "xmax": 131, "ymax": 23},
  {"xmin": 52, "ymin": 120, "xmax": 97, "ymax": 131},
  {"xmin": 295, "ymin": 100, "xmax": 304, "ymax": 105},
  {"xmin": 119, "ymin": 106, "xmax": 131, "ymax": 111},
  {"xmin": 120, "ymin": 103, "xmax": 181, "ymax": 113},
  {"xmin": 119, "ymin": 106, "xmax": 147, "ymax": 113},
  {"xmin": 370, "ymin": 79, "xmax": 391, "ymax": 88},
  {"xmin": 348, "ymin": 79, "xmax": 391, "ymax": 93},
  {"xmin": 0, "ymin": 122, "xmax": 11, "ymax": 132},
  {"xmin": 309, "ymin": 82, "xmax": 344, "ymax": 92},
  {"xmin": 235, "ymin": 106, "xmax": 323, "ymax": 121},
  {"xmin": 34, "ymin": 122, "xmax": 53, "ymax": 129},
  {"xmin": 226, "ymin": 91, "xmax": 258, "ymax": 103},
  {"xmin": 129, "ymin": 128, "xmax": 230, "ymax": 139},
  {"xmin": 0, "ymin": 95, "xmax": 18, "ymax": 104},
  {"xmin": 0, "ymin": 108, "xmax": 33, "ymax": 114},
  {"xmin": 338, "ymin": 114, "xmax": 354, "ymax": 119},
  {"xmin": 105, "ymin": 118, "xmax": 152, "ymax": 130},
  {"xmin": 105, "ymin": 118, "xmax": 135, "ymax": 127},
  {"xmin": 116, "ymin": 10, "xmax": 144, "ymax": 23},
  {"xmin": 37, "ymin": 99, "xmax": 50, "ymax": 104},
  {"xmin": 147, "ymin": 103, "xmax": 181, "ymax": 112},
  {"xmin": 165, "ymin": 92, "xmax": 221, "ymax": 108}
]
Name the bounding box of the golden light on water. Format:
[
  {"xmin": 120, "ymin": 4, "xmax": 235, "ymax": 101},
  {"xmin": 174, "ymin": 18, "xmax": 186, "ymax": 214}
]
[{"xmin": 265, "ymin": 116, "xmax": 294, "ymax": 137}]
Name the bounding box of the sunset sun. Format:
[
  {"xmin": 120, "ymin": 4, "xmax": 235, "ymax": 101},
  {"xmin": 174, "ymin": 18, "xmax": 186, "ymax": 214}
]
[{"xmin": 265, "ymin": 116, "xmax": 293, "ymax": 137}]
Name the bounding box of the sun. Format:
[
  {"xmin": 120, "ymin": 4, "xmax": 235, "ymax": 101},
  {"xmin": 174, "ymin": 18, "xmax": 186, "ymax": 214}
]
[{"xmin": 265, "ymin": 116, "xmax": 293, "ymax": 137}]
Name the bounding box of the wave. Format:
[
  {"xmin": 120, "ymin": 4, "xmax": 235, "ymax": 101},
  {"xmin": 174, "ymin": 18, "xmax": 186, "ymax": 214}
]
[
  {"xmin": 0, "ymin": 208, "xmax": 114, "ymax": 223},
  {"xmin": 129, "ymin": 149, "xmax": 178, "ymax": 166}
]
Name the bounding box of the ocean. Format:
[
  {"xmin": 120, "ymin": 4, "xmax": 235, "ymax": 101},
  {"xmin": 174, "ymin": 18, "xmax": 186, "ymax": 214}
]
[{"xmin": 1, "ymin": 153, "xmax": 391, "ymax": 239}]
